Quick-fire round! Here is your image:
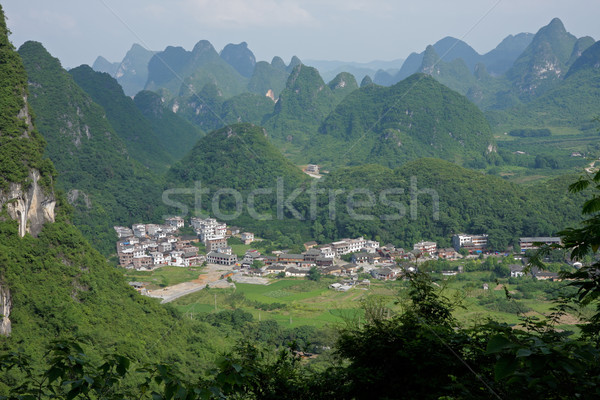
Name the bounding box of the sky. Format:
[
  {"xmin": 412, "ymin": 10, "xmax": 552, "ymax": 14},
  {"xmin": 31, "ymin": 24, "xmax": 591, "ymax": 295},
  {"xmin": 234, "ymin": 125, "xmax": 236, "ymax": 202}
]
[{"xmin": 3, "ymin": 0, "xmax": 600, "ymax": 69}]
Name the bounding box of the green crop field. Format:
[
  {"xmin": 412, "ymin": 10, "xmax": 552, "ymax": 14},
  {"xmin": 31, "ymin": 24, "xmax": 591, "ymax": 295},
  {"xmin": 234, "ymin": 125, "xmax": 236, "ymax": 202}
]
[{"xmin": 122, "ymin": 266, "xmax": 205, "ymax": 289}]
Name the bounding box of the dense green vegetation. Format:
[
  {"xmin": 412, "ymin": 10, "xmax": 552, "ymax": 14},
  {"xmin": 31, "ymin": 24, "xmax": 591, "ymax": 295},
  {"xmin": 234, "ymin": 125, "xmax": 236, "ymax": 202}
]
[
  {"xmin": 18, "ymin": 41, "xmax": 167, "ymax": 255},
  {"xmin": 0, "ymin": 18, "xmax": 52, "ymax": 191},
  {"xmin": 264, "ymin": 64, "xmax": 339, "ymax": 156},
  {"xmin": 133, "ymin": 90, "xmax": 204, "ymax": 160},
  {"xmin": 69, "ymin": 65, "xmax": 174, "ymax": 173},
  {"xmin": 305, "ymin": 74, "xmax": 495, "ymax": 168}
]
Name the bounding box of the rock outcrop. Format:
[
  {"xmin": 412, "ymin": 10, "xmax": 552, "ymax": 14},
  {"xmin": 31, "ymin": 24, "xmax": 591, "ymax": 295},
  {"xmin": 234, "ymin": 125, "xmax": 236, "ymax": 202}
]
[{"xmin": 0, "ymin": 283, "xmax": 12, "ymax": 336}]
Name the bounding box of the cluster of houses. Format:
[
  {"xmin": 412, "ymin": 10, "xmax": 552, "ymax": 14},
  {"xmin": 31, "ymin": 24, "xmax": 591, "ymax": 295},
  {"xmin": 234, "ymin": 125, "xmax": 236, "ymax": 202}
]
[
  {"xmin": 115, "ymin": 217, "xmax": 203, "ymax": 270},
  {"xmin": 116, "ymin": 215, "xmax": 565, "ymax": 283},
  {"xmin": 115, "ymin": 216, "xmax": 256, "ymax": 270}
]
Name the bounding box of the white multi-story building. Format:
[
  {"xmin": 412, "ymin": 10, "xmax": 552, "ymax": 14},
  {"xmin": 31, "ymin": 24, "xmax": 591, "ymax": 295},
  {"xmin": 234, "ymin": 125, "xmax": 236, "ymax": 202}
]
[
  {"xmin": 149, "ymin": 251, "xmax": 165, "ymax": 265},
  {"xmin": 413, "ymin": 241, "xmax": 437, "ymax": 255},
  {"xmin": 452, "ymin": 234, "xmax": 488, "ymax": 251}
]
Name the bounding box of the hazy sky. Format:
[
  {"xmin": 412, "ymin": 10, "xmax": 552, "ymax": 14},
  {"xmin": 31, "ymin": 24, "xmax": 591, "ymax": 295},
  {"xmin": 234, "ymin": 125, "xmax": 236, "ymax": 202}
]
[{"xmin": 4, "ymin": 0, "xmax": 600, "ymax": 68}]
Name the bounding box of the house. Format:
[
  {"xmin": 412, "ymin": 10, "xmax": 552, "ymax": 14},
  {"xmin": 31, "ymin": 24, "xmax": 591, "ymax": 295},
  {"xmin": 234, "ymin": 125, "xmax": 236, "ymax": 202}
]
[
  {"xmin": 318, "ymin": 246, "xmax": 335, "ymax": 259},
  {"xmin": 265, "ymin": 264, "xmax": 287, "ymax": 274},
  {"xmin": 371, "ymin": 267, "xmax": 396, "ymax": 281},
  {"xmin": 241, "ymin": 232, "xmax": 255, "ymax": 245},
  {"xmin": 114, "ymin": 226, "xmax": 133, "ymax": 238},
  {"xmin": 165, "ymin": 216, "xmax": 184, "ymax": 229},
  {"xmin": 413, "ymin": 241, "xmax": 437, "ymax": 255},
  {"xmin": 132, "ymin": 224, "xmax": 146, "ymax": 238},
  {"xmin": 132, "ymin": 255, "xmax": 153, "ymax": 270},
  {"xmin": 452, "ymin": 234, "xmax": 488, "ymax": 252},
  {"xmin": 206, "ymin": 236, "xmax": 227, "ymax": 252},
  {"xmin": 519, "ymin": 237, "xmax": 562, "ymax": 252},
  {"xmin": 315, "ymin": 256, "xmax": 334, "ymax": 267},
  {"xmin": 304, "ymin": 241, "xmax": 318, "ymax": 250},
  {"xmin": 206, "ymin": 251, "xmax": 238, "ymax": 266},
  {"xmin": 305, "ymin": 164, "xmax": 319, "ymax": 174},
  {"xmin": 352, "ymin": 252, "xmax": 371, "ymax": 264},
  {"xmin": 158, "ymin": 242, "xmax": 172, "ymax": 253},
  {"xmin": 285, "ymin": 267, "xmax": 309, "ymax": 277},
  {"xmin": 342, "ymin": 264, "xmax": 360, "ymax": 275},
  {"xmin": 510, "ymin": 264, "xmax": 525, "ymax": 278},
  {"xmin": 149, "ymin": 251, "xmax": 165, "ymax": 265},
  {"xmin": 278, "ymin": 253, "xmax": 305, "ymax": 264},
  {"xmin": 228, "ymin": 226, "xmax": 241, "ymax": 236},
  {"xmin": 303, "ymin": 248, "xmax": 322, "ymax": 261},
  {"xmin": 243, "ymin": 250, "xmax": 262, "ymax": 265},
  {"xmin": 534, "ymin": 270, "xmax": 559, "ymax": 281},
  {"xmin": 321, "ymin": 265, "xmax": 343, "ymax": 275},
  {"xmin": 438, "ymin": 248, "xmax": 458, "ymax": 259}
]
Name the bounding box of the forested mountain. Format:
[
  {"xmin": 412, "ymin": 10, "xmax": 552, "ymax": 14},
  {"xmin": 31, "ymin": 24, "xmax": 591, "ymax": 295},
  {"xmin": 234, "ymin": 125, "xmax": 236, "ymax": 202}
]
[
  {"xmin": 69, "ymin": 65, "xmax": 175, "ymax": 172},
  {"xmin": 310, "ymin": 159, "xmax": 584, "ymax": 250},
  {"xmin": 490, "ymin": 39, "xmax": 600, "ymax": 131},
  {"xmin": 0, "ymin": 9, "xmax": 228, "ymax": 393},
  {"xmin": 247, "ymin": 57, "xmax": 290, "ymax": 97},
  {"xmin": 505, "ymin": 18, "xmax": 588, "ymax": 100},
  {"xmin": 166, "ymin": 123, "xmax": 311, "ymax": 241},
  {"xmin": 263, "ymin": 64, "xmax": 339, "ymax": 157},
  {"xmin": 305, "ymin": 74, "xmax": 495, "ymax": 168},
  {"xmin": 18, "ymin": 41, "xmax": 166, "ymax": 254},
  {"xmin": 167, "ymin": 123, "xmax": 308, "ymax": 194},
  {"xmin": 220, "ymin": 41, "xmax": 256, "ymax": 78},
  {"xmin": 133, "ymin": 90, "xmax": 204, "ymax": 159},
  {"xmin": 145, "ymin": 40, "xmax": 248, "ymax": 99}
]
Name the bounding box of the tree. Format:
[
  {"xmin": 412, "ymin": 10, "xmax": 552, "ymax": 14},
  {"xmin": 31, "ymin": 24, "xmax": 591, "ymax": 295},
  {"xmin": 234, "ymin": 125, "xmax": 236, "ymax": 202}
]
[{"xmin": 307, "ymin": 266, "xmax": 321, "ymax": 282}]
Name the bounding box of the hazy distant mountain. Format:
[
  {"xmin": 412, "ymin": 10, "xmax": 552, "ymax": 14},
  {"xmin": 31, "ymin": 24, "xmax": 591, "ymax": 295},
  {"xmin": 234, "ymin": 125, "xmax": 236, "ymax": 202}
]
[
  {"xmin": 389, "ymin": 34, "xmax": 533, "ymax": 84},
  {"xmin": 114, "ymin": 43, "xmax": 155, "ymax": 96},
  {"xmin": 220, "ymin": 41, "xmax": 256, "ymax": 78},
  {"xmin": 92, "ymin": 55, "xmax": 119, "ymax": 76},
  {"xmin": 145, "ymin": 40, "xmax": 247, "ymax": 99},
  {"xmin": 304, "ymin": 58, "xmax": 403, "ymax": 83},
  {"xmin": 481, "ymin": 33, "xmax": 535, "ymax": 75},
  {"xmin": 91, "ymin": 44, "xmax": 155, "ymax": 97}
]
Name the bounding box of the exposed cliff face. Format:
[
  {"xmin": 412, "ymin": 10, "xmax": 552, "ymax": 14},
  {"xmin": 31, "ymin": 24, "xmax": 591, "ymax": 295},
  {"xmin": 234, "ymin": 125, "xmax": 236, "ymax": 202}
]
[
  {"xmin": 2, "ymin": 169, "xmax": 56, "ymax": 237},
  {"xmin": 0, "ymin": 95, "xmax": 56, "ymax": 237},
  {"xmin": 0, "ymin": 283, "xmax": 12, "ymax": 336}
]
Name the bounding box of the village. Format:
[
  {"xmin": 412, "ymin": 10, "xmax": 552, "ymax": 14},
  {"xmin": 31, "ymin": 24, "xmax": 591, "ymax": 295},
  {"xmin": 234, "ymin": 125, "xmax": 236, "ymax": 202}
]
[{"xmin": 114, "ymin": 216, "xmax": 566, "ymax": 298}]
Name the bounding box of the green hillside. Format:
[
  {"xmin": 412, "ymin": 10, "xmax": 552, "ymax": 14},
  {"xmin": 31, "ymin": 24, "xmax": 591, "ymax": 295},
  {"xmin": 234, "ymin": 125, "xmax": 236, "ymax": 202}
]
[
  {"xmin": 133, "ymin": 90, "xmax": 204, "ymax": 159},
  {"xmin": 0, "ymin": 9, "xmax": 228, "ymax": 392},
  {"xmin": 247, "ymin": 59, "xmax": 289, "ymax": 97},
  {"xmin": 264, "ymin": 64, "xmax": 338, "ymax": 157},
  {"xmin": 167, "ymin": 123, "xmax": 308, "ymax": 192},
  {"xmin": 69, "ymin": 65, "xmax": 174, "ymax": 172},
  {"xmin": 311, "ymin": 159, "xmax": 583, "ymax": 250},
  {"xmin": 307, "ymin": 74, "xmax": 495, "ymax": 168},
  {"xmin": 18, "ymin": 41, "xmax": 166, "ymax": 255}
]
